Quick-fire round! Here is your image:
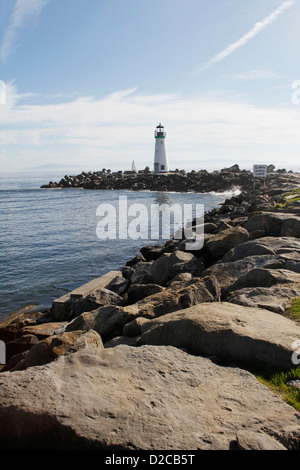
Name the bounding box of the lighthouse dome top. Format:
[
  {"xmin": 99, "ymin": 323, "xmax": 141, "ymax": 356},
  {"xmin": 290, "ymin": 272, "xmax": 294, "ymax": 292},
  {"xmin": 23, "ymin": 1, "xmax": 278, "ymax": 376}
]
[{"xmin": 155, "ymin": 123, "xmax": 166, "ymax": 139}]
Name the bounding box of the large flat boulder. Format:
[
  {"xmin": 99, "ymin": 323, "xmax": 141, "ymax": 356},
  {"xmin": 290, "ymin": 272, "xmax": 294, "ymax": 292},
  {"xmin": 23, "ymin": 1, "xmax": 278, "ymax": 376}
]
[
  {"xmin": 0, "ymin": 345, "xmax": 299, "ymax": 450},
  {"xmin": 138, "ymin": 302, "xmax": 300, "ymax": 370}
]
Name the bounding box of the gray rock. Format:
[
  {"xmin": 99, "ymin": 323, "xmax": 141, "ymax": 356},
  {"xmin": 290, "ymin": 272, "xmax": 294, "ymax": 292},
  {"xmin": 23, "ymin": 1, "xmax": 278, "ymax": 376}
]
[
  {"xmin": 140, "ymin": 244, "xmax": 165, "ymax": 261},
  {"xmin": 287, "ymin": 380, "xmax": 300, "ymax": 389},
  {"xmin": 166, "ymin": 272, "xmax": 193, "ymax": 286},
  {"xmin": 243, "ymin": 212, "xmax": 300, "ymax": 238},
  {"xmin": 123, "ymin": 317, "xmax": 151, "ymax": 337},
  {"xmin": 149, "ymin": 251, "xmax": 204, "ymax": 286},
  {"xmin": 72, "ymin": 288, "xmax": 123, "ymax": 317},
  {"xmin": 138, "ymin": 302, "xmax": 300, "ymax": 370},
  {"xmin": 126, "ymin": 283, "xmax": 165, "ymax": 304},
  {"xmin": 236, "ymin": 431, "xmax": 287, "ymax": 450},
  {"xmin": 226, "ymin": 286, "xmax": 299, "ymax": 314},
  {"xmin": 104, "ymin": 336, "xmax": 139, "ymax": 348},
  {"xmin": 204, "ymin": 222, "xmax": 218, "ymax": 234},
  {"xmin": 130, "ymin": 261, "xmax": 155, "ymax": 284},
  {"xmin": 222, "ymin": 237, "xmax": 300, "ymax": 263},
  {"xmin": 203, "ymin": 255, "xmax": 285, "ymax": 293},
  {"xmin": 106, "ymin": 276, "xmax": 130, "ymax": 296},
  {"xmin": 10, "ymin": 329, "xmax": 103, "ymax": 372},
  {"xmin": 205, "ymin": 226, "xmax": 249, "ymax": 259},
  {"xmin": 227, "ymin": 268, "xmax": 300, "ymax": 295},
  {"xmin": 0, "ymin": 345, "xmax": 299, "ymax": 450}
]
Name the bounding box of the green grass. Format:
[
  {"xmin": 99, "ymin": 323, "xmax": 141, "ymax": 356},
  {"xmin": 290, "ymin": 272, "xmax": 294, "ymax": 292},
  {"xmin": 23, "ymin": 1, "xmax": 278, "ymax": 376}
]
[
  {"xmin": 284, "ymin": 297, "xmax": 300, "ymax": 322},
  {"xmin": 246, "ymin": 297, "xmax": 300, "ymax": 411},
  {"xmin": 275, "ymin": 188, "xmax": 300, "ymax": 209},
  {"xmin": 255, "ymin": 367, "xmax": 300, "ymax": 411}
]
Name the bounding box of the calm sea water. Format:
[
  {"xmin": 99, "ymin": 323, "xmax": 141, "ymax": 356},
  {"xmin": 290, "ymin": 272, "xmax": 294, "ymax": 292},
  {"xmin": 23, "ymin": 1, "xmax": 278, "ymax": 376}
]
[{"xmin": 0, "ymin": 172, "xmax": 238, "ymax": 319}]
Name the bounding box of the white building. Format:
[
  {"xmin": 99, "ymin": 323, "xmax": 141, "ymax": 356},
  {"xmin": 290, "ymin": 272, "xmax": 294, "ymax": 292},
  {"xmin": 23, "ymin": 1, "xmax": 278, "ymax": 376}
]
[
  {"xmin": 154, "ymin": 123, "xmax": 169, "ymax": 173},
  {"xmin": 132, "ymin": 160, "xmax": 137, "ymax": 173}
]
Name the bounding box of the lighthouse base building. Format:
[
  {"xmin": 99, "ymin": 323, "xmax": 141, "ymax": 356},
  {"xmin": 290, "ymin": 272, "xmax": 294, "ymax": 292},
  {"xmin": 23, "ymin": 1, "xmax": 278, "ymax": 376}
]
[{"xmin": 154, "ymin": 123, "xmax": 169, "ymax": 173}]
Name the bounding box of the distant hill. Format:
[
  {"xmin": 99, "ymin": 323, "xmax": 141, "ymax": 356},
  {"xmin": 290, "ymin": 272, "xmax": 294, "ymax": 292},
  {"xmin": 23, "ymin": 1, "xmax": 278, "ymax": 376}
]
[{"xmin": 23, "ymin": 164, "xmax": 83, "ymax": 171}]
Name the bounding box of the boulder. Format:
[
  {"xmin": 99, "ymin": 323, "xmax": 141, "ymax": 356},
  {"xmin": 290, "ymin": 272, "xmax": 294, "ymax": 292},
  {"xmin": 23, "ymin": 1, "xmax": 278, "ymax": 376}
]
[
  {"xmin": 203, "ymin": 255, "xmax": 285, "ymax": 294},
  {"xmin": 236, "ymin": 431, "xmax": 287, "ymax": 451},
  {"xmin": 16, "ymin": 322, "xmax": 68, "ymax": 340},
  {"xmin": 205, "ymin": 226, "xmax": 249, "ymax": 260},
  {"xmin": 71, "ymin": 288, "xmax": 124, "ymax": 318},
  {"xmin": 0, "ymin": 308, "xmax": 50, "ymax": 343},
  {"xmin": 5, "ymin": 334, "xmax": 39, "ymax": 364},
  {"xmin": 122, "ymin": 317, "xmax": 151, "ymax": 337},
  {"xmin": 222, "ymin": 237, "xmax": 300, "ymax": 263},
  {"xmin": 166, "ymin": 272, "xmax": 193, "ymax": 286},
  {"xmin": 243, "ymin": 212, "xmax": 300, "ymax": 238},
  {"xmin": 106, "ymin": 276, "xmax": 130, "ymax": 295},
  {"xmin": 140, "ymin": 244, "xmax": 165, "ymax": 261},
  {"xmin": 149, "ymin": 251, "xmax": 204, "ymax": 286},
  {"xmin": 0, "ymin": 345, "xmax": 298, "ymax": 449},
  {"xmin": 9, "ymin": 330, "xmax": 103, "ymax": 372},
  {"xmin": 204, "ymin": 222, "xmax": 218, "ymax": 234},
  {"xmin": 227, "ymin": 268, "xmax": 300, "ymax": 295},
  {"xmin": 138, "ymin": 302, "xmax": 300, "ymax": 370},
  {"xmin": 226, "ymin": 286, "xmax": 300, "ymax": 314},
  {"xmin": 103, "ymin": 336, "xmax": 139, "ymax": 348},
  {"xmin": 130, "ymin": 261, "xmax": 155, "ymax": 284},
  {"xmin": 126, "ymin": 283, "xmax": 165, "ymax": 304},
  {"xmin": 126, "ymin": 254, "xmax": 146, "ymax": 267}
]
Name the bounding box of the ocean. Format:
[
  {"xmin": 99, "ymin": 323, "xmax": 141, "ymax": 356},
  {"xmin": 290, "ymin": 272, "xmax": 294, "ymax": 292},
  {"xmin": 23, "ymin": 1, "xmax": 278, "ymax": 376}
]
[{"xmin": 0, "ymin": 171, "xmax": 238, "ymax": 319}]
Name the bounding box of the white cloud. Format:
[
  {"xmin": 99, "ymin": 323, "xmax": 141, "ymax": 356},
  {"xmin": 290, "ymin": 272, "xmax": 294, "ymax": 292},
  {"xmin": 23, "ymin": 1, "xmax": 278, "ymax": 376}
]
[
  {"xmin": 198, "ymin": 0, "xmax": 296, "ymax": 72},
  {"xmin": 231, "ymin": 69, "xmax": 276, "ymax": 80},
  {"xmin": 1, "ymin": 83, "xmax": 300, "ymax": 172},
  {"xmin": 1, "ymin": 0, "xmax": 50, "ymax": 62}
]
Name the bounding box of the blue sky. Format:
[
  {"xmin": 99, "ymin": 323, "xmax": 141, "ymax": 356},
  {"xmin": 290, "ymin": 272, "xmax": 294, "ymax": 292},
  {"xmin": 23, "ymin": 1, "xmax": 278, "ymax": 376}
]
[{"xmin": 0, "ymin": 0, "xmax": 300, "ymax": 174}]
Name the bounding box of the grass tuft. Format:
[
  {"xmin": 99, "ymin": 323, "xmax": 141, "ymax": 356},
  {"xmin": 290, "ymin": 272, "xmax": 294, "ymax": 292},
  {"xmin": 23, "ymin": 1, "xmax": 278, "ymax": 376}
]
[
  {"xmin": 255, "ymin": 367, "xmax": 300, "ymax": 411},
  {"xmin": 284, "ymin": 297, "xmax": 300, "ymax": 322}
]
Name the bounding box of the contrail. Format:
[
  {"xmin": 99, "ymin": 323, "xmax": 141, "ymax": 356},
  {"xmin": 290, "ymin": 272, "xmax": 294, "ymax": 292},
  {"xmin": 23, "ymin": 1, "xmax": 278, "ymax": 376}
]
[
  {"xmin": 1, "ymin": 0, "xmax": 51, "ymax": 62},
  {"xmin": 198, "ymin": 0, "xmax": 296, "ymax": 72}
]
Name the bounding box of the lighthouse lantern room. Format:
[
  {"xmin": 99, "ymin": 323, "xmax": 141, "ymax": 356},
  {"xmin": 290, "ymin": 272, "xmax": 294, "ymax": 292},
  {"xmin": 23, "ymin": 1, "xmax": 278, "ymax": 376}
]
[{"xmin": 154, "ymin": 123, "xmax": 169, "ymax": 173}]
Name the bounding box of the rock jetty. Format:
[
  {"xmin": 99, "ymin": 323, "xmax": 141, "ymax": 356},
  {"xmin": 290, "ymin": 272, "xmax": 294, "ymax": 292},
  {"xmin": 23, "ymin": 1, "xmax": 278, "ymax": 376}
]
[
  {"xmin": 1, "ymin": 167, "xmax": 300, "ymax": 450},
  {"xmin": 41, "ymin": 164, "xmax": 291, "ymax": 193}
]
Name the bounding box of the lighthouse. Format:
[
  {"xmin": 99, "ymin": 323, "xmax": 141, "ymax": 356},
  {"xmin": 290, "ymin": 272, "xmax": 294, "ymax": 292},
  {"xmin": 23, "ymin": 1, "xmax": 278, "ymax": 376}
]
[{"xmin": 154, "ymin": 123, "xmax": 169, "ymax": 173}]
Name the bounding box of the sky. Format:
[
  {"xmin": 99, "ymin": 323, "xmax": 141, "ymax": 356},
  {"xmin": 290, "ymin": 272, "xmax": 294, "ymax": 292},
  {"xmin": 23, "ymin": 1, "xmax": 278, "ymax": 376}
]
[{"xmin": 0, "ymin": 0, "xmax": 300, "ymax": 174}]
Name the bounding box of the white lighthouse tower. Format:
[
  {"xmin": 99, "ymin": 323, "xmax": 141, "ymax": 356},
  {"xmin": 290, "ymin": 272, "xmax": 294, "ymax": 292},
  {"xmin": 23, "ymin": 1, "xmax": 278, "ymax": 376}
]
[{"xmin": 154, "ymin": 123, "xmax": 169, "ymax": 173}]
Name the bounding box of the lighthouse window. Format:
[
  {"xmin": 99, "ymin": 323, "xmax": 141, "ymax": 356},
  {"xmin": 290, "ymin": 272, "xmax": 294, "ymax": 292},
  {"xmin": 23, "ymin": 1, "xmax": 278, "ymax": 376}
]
[{"xmin": 161, "ymin": 165, "xmax": 165, "ymax": 170}]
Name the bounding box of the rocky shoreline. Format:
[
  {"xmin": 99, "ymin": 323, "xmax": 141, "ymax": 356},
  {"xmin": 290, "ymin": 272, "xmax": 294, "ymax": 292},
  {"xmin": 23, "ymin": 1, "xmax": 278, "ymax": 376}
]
[{"xmin": 1, "ymin": 167, "xmax": 300, "ymax": 450}]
